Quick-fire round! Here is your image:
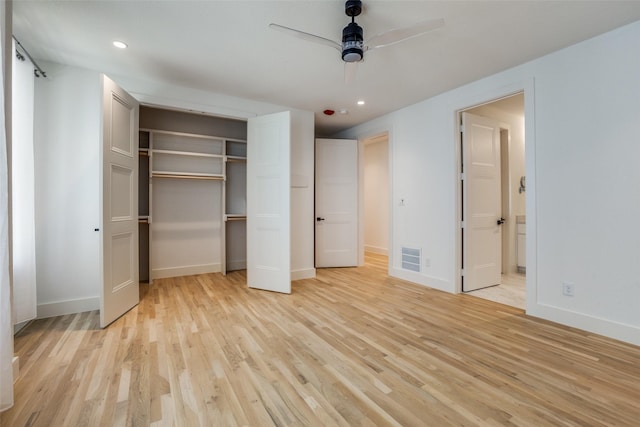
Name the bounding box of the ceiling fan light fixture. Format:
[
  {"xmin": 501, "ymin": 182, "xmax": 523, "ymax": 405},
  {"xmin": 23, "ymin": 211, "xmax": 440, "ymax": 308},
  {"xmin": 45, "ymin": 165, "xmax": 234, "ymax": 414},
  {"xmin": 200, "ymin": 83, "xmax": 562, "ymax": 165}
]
[
  {"xmin": 342, "ymin": 49, "xmax": 363, "ymax": 62},
  {"xmin": 342, "ymin": 22, "xmax": 364, "ymax": 62}
]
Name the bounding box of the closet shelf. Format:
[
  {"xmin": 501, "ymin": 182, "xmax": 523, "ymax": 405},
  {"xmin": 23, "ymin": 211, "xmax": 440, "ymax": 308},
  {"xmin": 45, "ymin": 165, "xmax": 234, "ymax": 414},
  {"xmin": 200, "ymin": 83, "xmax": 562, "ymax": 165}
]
[
  {"xmin": 153, "ymin": 149, "xmax": 223, "ymax": 159},
  {"xmin": 140, "ymin": 128, "xmax": 225, "ymax": 142},
  {"xmin": 152, "ymin": 171, "xmax": 224, "ymax": 180},
  {"xmin": 140, "ymin": 127, "xmax": 247, "ymax": 144}
]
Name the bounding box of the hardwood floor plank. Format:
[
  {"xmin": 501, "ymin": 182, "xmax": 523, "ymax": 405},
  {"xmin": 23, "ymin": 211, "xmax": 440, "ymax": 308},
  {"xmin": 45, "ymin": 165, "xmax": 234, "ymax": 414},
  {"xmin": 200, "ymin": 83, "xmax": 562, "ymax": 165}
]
[{"xmin": 3, "ymin": 254, "xmax": 640, "ymax": 426}]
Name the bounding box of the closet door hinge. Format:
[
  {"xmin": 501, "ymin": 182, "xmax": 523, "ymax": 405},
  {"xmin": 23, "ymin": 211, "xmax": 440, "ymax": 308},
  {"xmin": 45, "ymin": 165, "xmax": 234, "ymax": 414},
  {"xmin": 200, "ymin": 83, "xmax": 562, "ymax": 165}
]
[
  {"xmin": 461, "ymin": 268, "xmax": 465, "ymax": 277},
  {"xmin": 460, "ymin": 172, "xmax": 465, "ymax": 181},
  {"xmin": 460, "ymin": 220, "xmax": 465, "ymax": 229}
]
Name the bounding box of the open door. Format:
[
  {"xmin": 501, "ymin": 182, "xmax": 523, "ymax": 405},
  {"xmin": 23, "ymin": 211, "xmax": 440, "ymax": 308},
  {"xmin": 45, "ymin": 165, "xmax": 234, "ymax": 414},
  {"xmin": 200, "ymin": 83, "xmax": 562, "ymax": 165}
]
[
  {"xmin": 247, "ymin": 112, "xmax": 291, "ymax": 293},
  {"xmin": 100, "ymin": 75, "xmax": 140, "ymax": 327},
  {"xmin": 462, "ymin": 112, "xmax": 502, "ymax": 292},
  {"xmin": 315, "ymin": 138, "xmax": 358, "ymax": 267}
]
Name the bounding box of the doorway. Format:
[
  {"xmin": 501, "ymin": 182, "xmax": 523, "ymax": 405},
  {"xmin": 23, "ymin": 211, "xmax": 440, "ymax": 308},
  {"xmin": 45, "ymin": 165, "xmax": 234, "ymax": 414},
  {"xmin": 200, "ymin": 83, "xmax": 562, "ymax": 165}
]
[
  {"xmin": 363, "ymin": 134, "xmax": 390, "ymax": 257},
  {"xmin": 460, "ymin": 93, "xmax": 526, "ymax": 308}
]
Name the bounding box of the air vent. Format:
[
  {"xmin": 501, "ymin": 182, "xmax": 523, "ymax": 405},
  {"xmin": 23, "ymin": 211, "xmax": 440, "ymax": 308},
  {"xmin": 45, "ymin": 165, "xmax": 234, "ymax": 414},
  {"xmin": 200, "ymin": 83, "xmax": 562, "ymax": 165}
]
[{"xmin": 401, "ymin": 247, "xmax": 421, "ymax": 272}]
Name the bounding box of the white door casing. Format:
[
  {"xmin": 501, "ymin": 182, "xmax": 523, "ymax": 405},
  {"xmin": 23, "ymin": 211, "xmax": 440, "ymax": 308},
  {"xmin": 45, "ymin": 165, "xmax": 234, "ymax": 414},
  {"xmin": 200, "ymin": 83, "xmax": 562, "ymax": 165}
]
[
  {"xmin": 462, "ymin": 112, "xmax": 502, "ymax": 292},
  {"xmin": 101, "ymin": 75, "xmax": 140, "ymax": 327},
  {"xmin": 315, "ymin": 138, "xmax": 358, "ymax": 268},
  {"xmin": 247, "ymin": 112, "xmax": 291, "ymax": 293}
]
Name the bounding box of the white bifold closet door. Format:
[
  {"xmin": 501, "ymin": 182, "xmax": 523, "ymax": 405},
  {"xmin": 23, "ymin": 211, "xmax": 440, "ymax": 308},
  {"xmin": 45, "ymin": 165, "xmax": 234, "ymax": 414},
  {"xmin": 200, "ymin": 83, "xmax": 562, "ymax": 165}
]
[
  {"xmin": 246, "ymin": 111, "xmax": 291, "ymax": 294},
  {"xmin": 100, "ymin": 75, "xmax": 140, "ymax": 327}
]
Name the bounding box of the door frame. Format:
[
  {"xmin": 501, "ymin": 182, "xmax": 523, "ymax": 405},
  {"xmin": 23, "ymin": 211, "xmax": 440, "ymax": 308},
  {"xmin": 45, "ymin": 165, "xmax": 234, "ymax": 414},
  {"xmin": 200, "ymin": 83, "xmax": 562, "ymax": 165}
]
[
  {"xmin": 453, "ymin": 81, "xmax": 536, "ymax": 314},
  {"xmin": 357, "ymin": 130, "xmax": 393, "ymax": 273}
]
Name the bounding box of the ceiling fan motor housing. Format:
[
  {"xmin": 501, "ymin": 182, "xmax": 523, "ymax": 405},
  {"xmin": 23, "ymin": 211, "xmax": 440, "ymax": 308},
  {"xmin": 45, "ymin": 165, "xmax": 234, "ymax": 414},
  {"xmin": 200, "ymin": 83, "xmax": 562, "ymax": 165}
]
[
  {"xmin": 345, "ymin": 0, "xmax": 362, "ymax": 17},
  {"xmin": 342, "ymin": 22, "xmax": 364, "ymax": 62}
]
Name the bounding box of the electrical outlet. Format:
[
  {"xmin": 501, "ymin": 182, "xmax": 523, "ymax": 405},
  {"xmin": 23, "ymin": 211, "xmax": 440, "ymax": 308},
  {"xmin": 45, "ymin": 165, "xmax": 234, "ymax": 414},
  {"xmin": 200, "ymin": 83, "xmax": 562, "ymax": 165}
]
[
  {"xmin": 562, "ymin": 282, "xmax": 575, "ymax": 297},
  {"xmin": 424, "ymin": 258, "xmax": 431, "ymax": 268}
]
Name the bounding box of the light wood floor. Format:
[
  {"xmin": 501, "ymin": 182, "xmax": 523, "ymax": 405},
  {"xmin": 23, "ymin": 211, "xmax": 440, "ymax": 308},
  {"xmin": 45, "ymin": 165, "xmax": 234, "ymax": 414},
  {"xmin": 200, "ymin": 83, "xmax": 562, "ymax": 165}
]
[{"xmin": 3, "ymin": 253, "xmax": 640, "ymax": 426}]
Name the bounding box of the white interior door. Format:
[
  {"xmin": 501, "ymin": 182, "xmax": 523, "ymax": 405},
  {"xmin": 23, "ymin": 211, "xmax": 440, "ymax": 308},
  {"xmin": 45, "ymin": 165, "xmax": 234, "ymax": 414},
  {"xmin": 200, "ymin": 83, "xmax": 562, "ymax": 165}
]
[
  {"xmin": 462, "ymin": 112, "xmax": 502, "ymax": 292},
  {"xmin": 101, "ymin": 75, "xmax": 140, "ymax": 327},
  {"xmin": 247, "ymin": 112, "xmax": 291, "ymax": 293},
  {"xmin": 315, "ymin": 138, "xmax": 358, "ymax": 267}
]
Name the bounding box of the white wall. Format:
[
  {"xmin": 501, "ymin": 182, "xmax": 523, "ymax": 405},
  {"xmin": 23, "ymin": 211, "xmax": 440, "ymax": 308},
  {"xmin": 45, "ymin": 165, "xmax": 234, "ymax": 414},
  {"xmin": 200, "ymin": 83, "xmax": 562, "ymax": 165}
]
[
  {"xmin": 152, "ymin": 179, "xmax": 223, "ymax": 278},
  {"xmin": 33, "ymin": 63, "xmax": 102, "ymax": 316},
  {"xmin": 364, "ymin": 139, "xmax": 389, "ymax": 255},
  {"xmin": 338, "ymin": 21, "xmax": 640, "ymax": 346}
]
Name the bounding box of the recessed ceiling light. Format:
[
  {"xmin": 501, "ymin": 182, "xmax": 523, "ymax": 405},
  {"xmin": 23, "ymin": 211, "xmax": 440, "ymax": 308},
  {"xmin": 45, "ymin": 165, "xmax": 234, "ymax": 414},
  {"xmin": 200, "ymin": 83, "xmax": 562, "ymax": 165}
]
[
  {"xmin": 357, "ymin": 100, "xmax": 365, "ymax": 106},
  {"xmin": 113, "ymin": 41, "xmax": 128, "ymax": 49}
]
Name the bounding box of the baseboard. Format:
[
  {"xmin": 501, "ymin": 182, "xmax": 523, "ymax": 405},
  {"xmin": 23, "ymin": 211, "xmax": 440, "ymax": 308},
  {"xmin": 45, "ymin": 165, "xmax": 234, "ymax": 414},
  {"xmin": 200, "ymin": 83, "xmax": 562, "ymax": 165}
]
[
  {"xmin": 14, "ymin": 320, "xmax": 31, "ymax": 334},
  {"xmin": 292, "ymin": 268, "xmax": 316, "ymax": 281},
  {"xmin": 37, "ymin": 296, "xmax": 100, "ymax": 319},
  {"xmin": 13, "ymin": 356, "xmax": 19, "ymax": 383},
  {"xmin": 364, "ymin": 245, "xmax": 389, "ymax": 256},
  {"xmin": 152, "ymin": 263, "xmax": 221, "ymax": 279},
  {"xmin": 390, "ymin": 267, "xmax": 452, "ymax": 293},
  {"xmin": 527, "ymin": 303, "xmax": 640, "ymax": 347}
]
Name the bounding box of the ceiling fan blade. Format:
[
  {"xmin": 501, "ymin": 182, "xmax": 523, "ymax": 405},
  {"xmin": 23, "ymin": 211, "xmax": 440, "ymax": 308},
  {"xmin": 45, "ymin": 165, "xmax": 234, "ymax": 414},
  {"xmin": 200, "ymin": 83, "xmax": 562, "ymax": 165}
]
[
  {"xmin": 365, "ymin": 18, "xmax": 444, "ymax": 50},
  {"xmin": 269, "ymin": 23, "xmax": 341, "ymax": 51},
  {"xmin": 344, "ymin": 61, "xmax": 359, "ymax": 84}
]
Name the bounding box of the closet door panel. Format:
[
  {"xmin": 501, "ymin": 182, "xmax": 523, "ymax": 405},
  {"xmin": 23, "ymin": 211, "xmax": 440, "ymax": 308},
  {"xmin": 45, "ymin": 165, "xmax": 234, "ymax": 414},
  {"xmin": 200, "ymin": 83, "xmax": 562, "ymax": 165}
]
[
  {"xmin": 101, "ymin": 75, "xmax": 139, "ymax": 328},
  {"xmin": 247, "ymin": 112, "xmax": 291, "ymax": 293}
]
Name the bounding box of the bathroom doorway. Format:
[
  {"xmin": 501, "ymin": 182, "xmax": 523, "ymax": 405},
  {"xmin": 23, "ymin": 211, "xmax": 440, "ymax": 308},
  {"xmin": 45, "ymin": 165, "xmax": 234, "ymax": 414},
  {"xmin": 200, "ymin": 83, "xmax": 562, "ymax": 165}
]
[{"xmin": 461, "ymin": 93, "xmax": 526, "ymax": 308}]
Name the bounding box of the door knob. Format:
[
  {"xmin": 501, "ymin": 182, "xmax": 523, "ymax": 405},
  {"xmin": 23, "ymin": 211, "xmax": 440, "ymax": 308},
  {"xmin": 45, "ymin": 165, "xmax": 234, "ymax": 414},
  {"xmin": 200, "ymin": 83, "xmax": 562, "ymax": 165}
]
[
  {"xmin": 497, "ymin": 217, "xmax": 505, "ymax": 225},
  {"xmin": 316, "ymin": 217, "xmax": 325, "ymax": 221}
]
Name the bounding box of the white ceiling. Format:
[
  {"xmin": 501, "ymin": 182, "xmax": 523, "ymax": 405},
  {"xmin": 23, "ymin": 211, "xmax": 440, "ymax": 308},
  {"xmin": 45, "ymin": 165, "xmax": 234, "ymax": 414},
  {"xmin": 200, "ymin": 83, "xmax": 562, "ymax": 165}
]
[{"xmin": 12, "ymin": 1, "xmax": 640, "ymax": 136}]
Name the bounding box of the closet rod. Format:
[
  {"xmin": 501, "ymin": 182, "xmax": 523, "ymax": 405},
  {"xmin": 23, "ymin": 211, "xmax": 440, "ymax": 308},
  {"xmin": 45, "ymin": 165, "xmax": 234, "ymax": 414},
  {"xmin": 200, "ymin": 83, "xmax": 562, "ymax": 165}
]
[
  {"xmin": 13, "ymin": 36, "xmax": 47, "ymax": 78},
  {"xmin": 226, "ymin": 217, "xmax": 247, "ymax": 222}
]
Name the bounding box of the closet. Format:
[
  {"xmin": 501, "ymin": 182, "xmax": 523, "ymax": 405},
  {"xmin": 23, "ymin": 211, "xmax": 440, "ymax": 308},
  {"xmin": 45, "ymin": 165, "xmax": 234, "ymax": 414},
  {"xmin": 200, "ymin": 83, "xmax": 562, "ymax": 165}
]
[
  {"xmin": 137, "ymin": 107, "xmax": 247, "ymax": 282},
  {"xmin": 34, "ymin": 65, "xmax": 314, "ymax": 325}
]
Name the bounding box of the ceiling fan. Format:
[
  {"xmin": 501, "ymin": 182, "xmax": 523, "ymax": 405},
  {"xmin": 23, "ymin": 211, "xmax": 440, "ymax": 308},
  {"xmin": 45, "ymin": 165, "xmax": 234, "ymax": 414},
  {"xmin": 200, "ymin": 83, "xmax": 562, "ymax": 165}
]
[{"xmin": 269, "ymin": 0, "xmax": 444, "ymax": 83}]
